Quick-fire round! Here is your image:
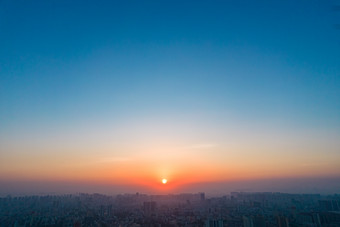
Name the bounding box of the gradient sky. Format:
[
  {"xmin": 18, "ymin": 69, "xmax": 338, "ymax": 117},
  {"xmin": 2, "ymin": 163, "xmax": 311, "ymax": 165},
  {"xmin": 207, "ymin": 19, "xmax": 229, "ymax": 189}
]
[{"xmin": 1, "ymin": 0, "xmax": 340, "ymax": 194}]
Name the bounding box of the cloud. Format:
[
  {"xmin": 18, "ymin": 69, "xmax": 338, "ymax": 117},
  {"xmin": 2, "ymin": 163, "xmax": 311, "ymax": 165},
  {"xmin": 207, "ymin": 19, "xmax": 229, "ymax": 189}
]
[
  {"xmin": 97, "ymin": 157, "xmax": 131, "ymax": 163},
  {"xmin": 184, "ymin": 143, "xmax": 218, "ymax": 150},
  {"xmin": 301, "ymin": 162, "xmax": 325, "ymax": 167}
]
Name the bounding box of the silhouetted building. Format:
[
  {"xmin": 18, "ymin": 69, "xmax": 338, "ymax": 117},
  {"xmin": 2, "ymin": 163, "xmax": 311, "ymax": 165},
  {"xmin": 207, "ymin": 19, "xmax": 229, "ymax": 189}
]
[
  {"xmin": 200, "ymin": 192, "xmax": 205, "ymax": 201},
  {"xmin": 243, "ymin": 215, "xmax": 265, "ymax": 227},
  {"xmin": 277, "ymin": 216, "xmax": 289, "ymax": 227},
  {"xmin": 205, "ymin": 219, "xmax": 223, "ymax": 227},
  {"xmin": 143, "ymin": 201, "xmax": 156, "ymax": 213},
  {"xmin": 297, "ymin": 212, "xmax": 321, "ymax": 227},
  {"xmin": 319, "ymin": 200, "xmax": 340, "ymax": 211}
]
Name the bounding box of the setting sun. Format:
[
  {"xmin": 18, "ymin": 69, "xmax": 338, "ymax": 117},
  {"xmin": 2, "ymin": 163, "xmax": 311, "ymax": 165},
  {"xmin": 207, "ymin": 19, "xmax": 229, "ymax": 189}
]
[{"xmin": 162, "ymin": 179, "xmax": 167, "ymax": 184}]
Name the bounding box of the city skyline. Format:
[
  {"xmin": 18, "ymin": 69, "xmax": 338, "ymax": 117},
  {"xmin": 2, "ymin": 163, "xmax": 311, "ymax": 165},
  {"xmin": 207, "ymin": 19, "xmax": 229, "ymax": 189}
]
[{"xmin": 1, "ymin": 0, "xmax": 340, "ymax": 195}]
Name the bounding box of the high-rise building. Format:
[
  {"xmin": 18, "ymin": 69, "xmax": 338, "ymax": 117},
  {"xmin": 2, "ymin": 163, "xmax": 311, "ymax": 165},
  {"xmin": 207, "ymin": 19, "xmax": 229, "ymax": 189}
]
[
  {"xmin": 205, "ymin": 219, "xmax": 223, "ymax": 227},
  {"xmin": 277, "ymin": 216, "xmax": 289, "ymax": 227}
]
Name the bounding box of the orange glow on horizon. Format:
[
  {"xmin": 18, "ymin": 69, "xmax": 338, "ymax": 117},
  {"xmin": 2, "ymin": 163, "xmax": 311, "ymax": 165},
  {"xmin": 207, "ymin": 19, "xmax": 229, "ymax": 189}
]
[{"xmin": 2, "ymin": 138, "xmax": 340, "ymax": 194}]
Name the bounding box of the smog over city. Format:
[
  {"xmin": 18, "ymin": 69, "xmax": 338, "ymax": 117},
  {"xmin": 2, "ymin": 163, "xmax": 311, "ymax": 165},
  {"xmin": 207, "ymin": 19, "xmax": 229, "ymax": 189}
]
[{"xmin": 1, "ymin": 0, "xmax": 340, "ymax": 226}]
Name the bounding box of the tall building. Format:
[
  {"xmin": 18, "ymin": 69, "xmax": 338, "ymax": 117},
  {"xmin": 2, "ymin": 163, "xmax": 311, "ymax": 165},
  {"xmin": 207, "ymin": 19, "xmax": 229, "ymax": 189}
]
[
  {"xmin": 243, "ymin": 215, "xmax": 266, "ymax": 227},
  {"xmin": 143, "ymin": 201, "xmax": 157, "ymax": 213},
  {"xmin": 205, "ymin": 219, "xmax": 223, "ymax": 227},
  {"xmin": 200, "ymin": 192, "xmax": 205, "ymax": 201},
  {"xmin": 277, "ymin": 216, "xmax": 289, "ymax": 227}
]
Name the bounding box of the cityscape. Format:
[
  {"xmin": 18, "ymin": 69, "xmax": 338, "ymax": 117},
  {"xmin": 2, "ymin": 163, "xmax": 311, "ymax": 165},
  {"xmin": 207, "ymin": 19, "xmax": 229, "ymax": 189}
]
[
  {"xmin": 1, "ymin": 192, "xmax": 340, "ymax": 226},
  {"xmin": 1, "ymin": 0, "xmax": 340, "ymax": 226}
]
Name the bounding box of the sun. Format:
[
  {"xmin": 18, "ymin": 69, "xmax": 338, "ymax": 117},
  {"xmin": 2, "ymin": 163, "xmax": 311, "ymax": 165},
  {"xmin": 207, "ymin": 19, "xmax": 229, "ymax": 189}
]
[{"xmin": 162, "ymin": 178, "xmax": 167, "ymax": 184}]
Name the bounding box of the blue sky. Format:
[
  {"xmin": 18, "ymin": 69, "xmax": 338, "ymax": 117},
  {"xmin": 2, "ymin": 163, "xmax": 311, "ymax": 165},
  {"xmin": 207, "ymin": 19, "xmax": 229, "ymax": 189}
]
[
  {"xmin": 1, "ymin": 0, "xmax": 339, "ymax": 130},
  {"xmin": 0, "ymin": 0, "xmax": 340, "ymax": 191}
]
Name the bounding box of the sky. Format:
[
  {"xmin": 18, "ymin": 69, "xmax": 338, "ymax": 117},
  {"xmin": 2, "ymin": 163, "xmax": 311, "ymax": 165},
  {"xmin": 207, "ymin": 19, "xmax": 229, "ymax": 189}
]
[{"xmin": 1, "ymin": 0, "xmax": 340, "ymax": 195}]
